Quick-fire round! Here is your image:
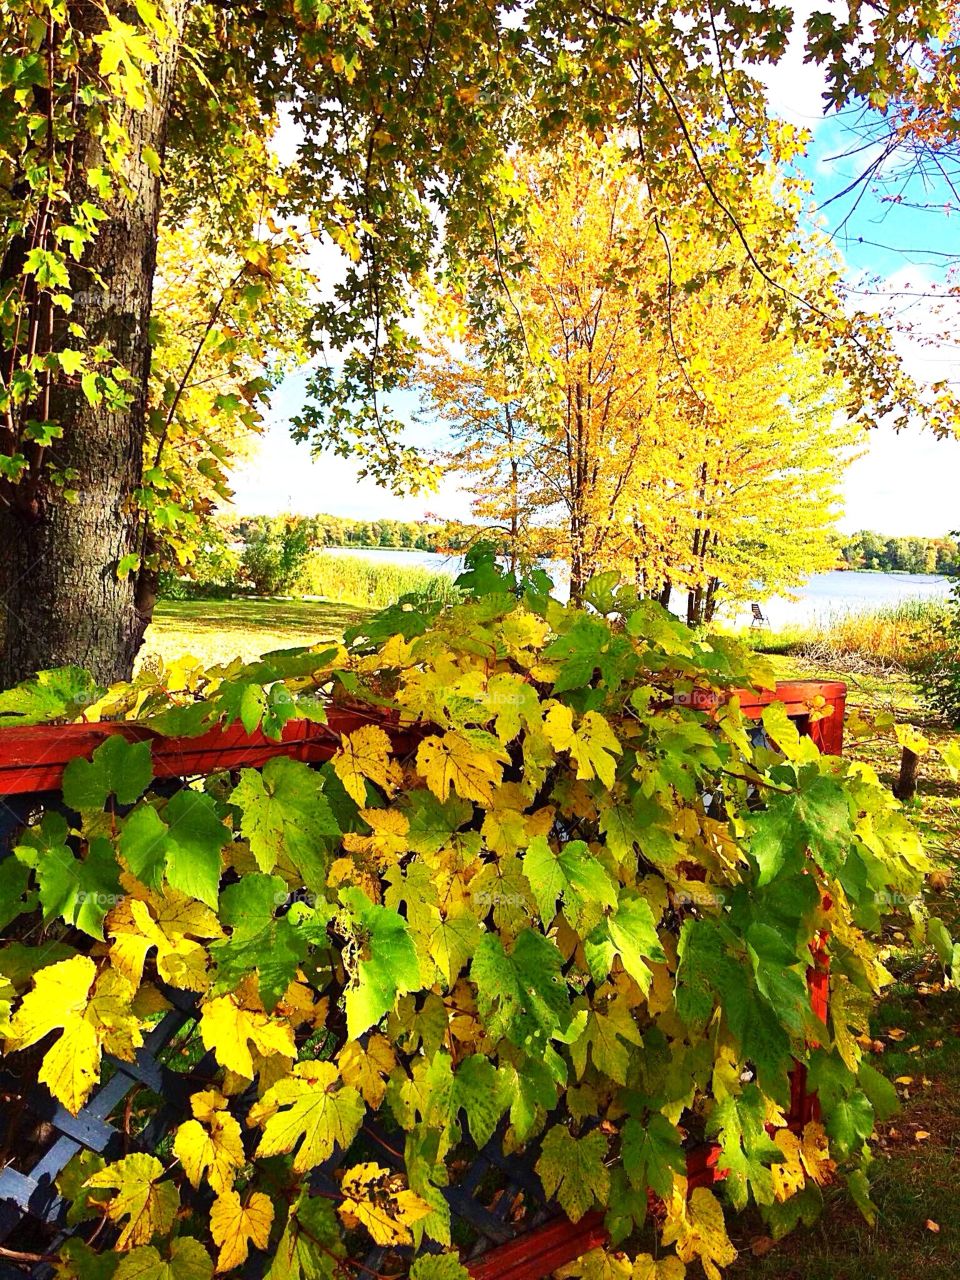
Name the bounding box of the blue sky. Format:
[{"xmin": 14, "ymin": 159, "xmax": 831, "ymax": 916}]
[{"xmin": 229, "ymin": 40, "xmax": 960, "ymax": 538}]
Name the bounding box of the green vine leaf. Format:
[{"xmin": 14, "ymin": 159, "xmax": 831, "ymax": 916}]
[
  {"xmin": 231, "ymin": 756, "xmax": 339, "ymax": 883},
  {"xmin": 536, "ymin": 1125, "xmax": 610, "ymax": 1221}
]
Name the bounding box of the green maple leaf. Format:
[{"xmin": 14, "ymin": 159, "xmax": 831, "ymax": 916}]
[
  {"xmin": 162, "ymin": 790, "xmax": 229, "ymax": 909},
  {"xmin": 585, "ymin": 893, "xmax": 665, "ymax": 991},
  {"xmin": 856, "ymin": 1061, "xmax": 898, "ymax": 1122},
  {"xmin": 0, "ymin": 857, "xmax": 35, "ymax": 930},
  {"xmin": 115, "ymin": 1238, "xmax": 213, "ymax": 1280},
  {"xmin": 498, "ymin": 1056, "xmax": 562, "ymax": 1142},
  {"xmin": 389, "ymin": 1048, "xmax": 456, "ymax": 1137},
  {"xmin": 746, "ymin": 922, "xmax": 818, "ymax": 1038},
  {"xmin": 15, "ymin": 814, "xmax": 120, "ymax": 939},
  {"xmin": 536, "ymin": 1125, "xmax": 609, "ymax": 1221},
  {"xmin": 747, "ymin": 767, "xmax": 853, "ymax": 884},
  {"xmin": 214, "ymin": 874, "xmax": 325, "ymax": 1010},
  {"xmin": 401, "ymin": 789, "xmax": 472, "ymax": 854},
  {"xmin": 544, "ymin": 614, "xmax": 633, "ymax": 694},
  {"xmin": 675, "ymin": 918, "xmax": 737, "ymax": 1032},
  {"xmin": 522, "ymin": 836, "xmax": 617, "ymax": 931},
  {"xmin": 55, "ymin": 1240, "xmax": 118, "ymax": 1280},
  {"xmin": 621, "ymin": 1112, "xmax": 685, "ymax": 1199},
  {"xmin": 826, "ymin": 1089, "xmax": 874, "ymax": 1157},
  {"xmin": 570, "ymin": 998, "xmax": 643, "ymax": 1085},
  {"xmin": 677, "ymin": 919, "xmax": 793, "ymax": 1100},
  {"xmin": 410, "ymin": 1256, "xmax": 470, "ymax": 1280},
  {"xmin": 706, "ymin": 1085, "xmax": 783, "ymax": 1209},
  {"xmin": 762, "ymin": 1180, "xmax": 823, "ymax": 1239},
  {"xmin": 452, "ymin": 1054, "xmax": 511, "ymax": 1146},
  {"xmin": 63, "ymin": 735, "xmax": 153, "ymax": 812},
  {"xmin": 118, "ymin": 804, "xmax": 168, "ymax": 890},
  {"xmin": 0, "ymin": 666, "xmax": 103, "ymax": 727},
  {"xmin": 727, "ymin": 872, "xmax": 819, "ymax": 949},
  {"xmin": 599, "ymin": 792, "xmax": 678, "ymax": 869},
  {"xmin": 266, "ymin": 1193, "xmax": 344, "ymax": 1280},
  {"xmin": 471, "ymin": 928, "xmax": 574, "ymax": 1049},
  {"xmin": 231, "ymin": 757, "xmax": 339, "ymax": 884},
  {"xmin": 339, "ymin": 887, "xmax": 420, "ymax": 1037}
]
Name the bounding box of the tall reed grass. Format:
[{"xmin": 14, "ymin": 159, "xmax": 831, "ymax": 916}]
[
  {"xmin": 752, "ymin": 597, "xmax": 952, "ymax": 671},
  {"xmin": 296, "ymin": 552, "xmax": 461, "ymax": 609}
]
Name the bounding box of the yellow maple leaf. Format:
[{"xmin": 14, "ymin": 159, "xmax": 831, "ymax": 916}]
[
  {"xmin": 543, "ymin": 705, "xmax": 622, "ymax": 788},
  {"xmin": 173, "ymin": 1090, "xmax": 245, "ymax": 1194},
  {"xmin": 333, "ymin": 725, "xmax": 403, "ymax": 806},
  {"xmin": 337, "ymin": 1162, "xmax": 432, "ymax": 1246},
  {"xmin": 500, "ymin": 610, "xmax": 551, "ymax": 662},
  {"xmin": 661, "ymin": 1184, "xmax": 736, "ymax": 1280},
  {"xmin": 276, "ymin": 980, "xmax": 328, "ymax": 1029},
  {"xmin": 5, "ymin": 956, "xmax": 142, "ymax": 1114},
  {"xmin": 210, "ymin": 1188, "xmax": 274, "ymax": 1272},
  {"xmin": 250, "ymin": 1060, "xmax": 365, "ymax": 1173},
  {"xmin": 342, "ymin": 808, "xmax": 410, "ymax": 865},
  {"xmin": 771, "ymin": 1121, "xmax": 835, "ymax": 1202},
  {"xmin": 199, "ymin": 994, "xmax": 295, "ymax": 1080},
  {"xmin": 555, "ymin": 1246, "xmax": 632, "ymax": 1280},
  {"xmin": 107, "ymin": 882, "xmax": 222, "ymax": 991},
  {"xmin": 84, "ymin": 1153, "xmax": 178, "ymax": 1250},
  {"xmin": 416, "ymin": 731, "xmax": 506, "ymax": 805},
  {"xmin": 631, "ymin": 1254, "xmax": 686, "ymax": 1280},
  {"xmin": 357, "ymin": 632, "xmax": 414, "ymax": 673},
  {"xmin": 337, "ymin": 1033, "xmax": 397, "ymax": 1108}
]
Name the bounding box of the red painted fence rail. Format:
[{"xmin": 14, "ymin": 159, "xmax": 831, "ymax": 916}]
[{"xmin": 0, "ymin": 679, "xmax": 845, "ymax": 797}]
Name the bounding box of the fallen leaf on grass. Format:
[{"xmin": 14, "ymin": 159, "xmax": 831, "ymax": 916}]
[
  {"xmin": 926, "ymin": 1220, "xmax": 940, "ymax": 1233},
  {"xmin": 750, "ymin": 1236, "xmax": 775, "ymax": 1257}
]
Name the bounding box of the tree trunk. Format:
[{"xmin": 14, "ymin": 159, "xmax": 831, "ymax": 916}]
[
  {"xmin": 0, "ymin": 4, "xmax": 190, "ymax": 688},
  {"xmin": 893, "ymin": 747, "xmax": 920, "ymax": 802}
]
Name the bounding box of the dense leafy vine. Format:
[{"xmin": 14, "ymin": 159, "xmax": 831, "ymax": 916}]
[{"xmin": 0, "ymin": 552, "xmax": 943, "ymax": 1278}]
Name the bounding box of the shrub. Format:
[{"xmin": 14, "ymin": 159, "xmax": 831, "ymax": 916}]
[
  {"xmin": 917, "ymin": 580, "xmax": 960, "ymax": 725},
  {"xmin": 751, "ymin": 598, "xmax": 953, "ymax": 672},
  {"xmin": 0, "ymin": 550, "xmax": 937, "ymax": 1277},
  {"xmin": 240, "ymin": 518, "xmax": 311, "ymax": 594},
  {"xmin": 296, "ymin": 550, "xmax": 462, "ymax": 608},
  {"xmin": 158, "ymin": 533, "xmax": 243, "ymax": 600}
]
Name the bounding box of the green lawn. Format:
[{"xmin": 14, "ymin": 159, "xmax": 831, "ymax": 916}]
[{"xmin": 140, "ymin": 598, "xmax": 373, "ymax": 669}]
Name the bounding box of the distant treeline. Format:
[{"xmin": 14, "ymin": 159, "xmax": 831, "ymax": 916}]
[
  {"xmin": 219, "ymin": 516, "xmax": 960, "ymax": 576},
  {"xmin": 836, "ymin": 530, "xmax": 959, "ymax": 575},
  {"xmin": 224, "ymin": 513, "xmax": 468, "ymax": 553}
]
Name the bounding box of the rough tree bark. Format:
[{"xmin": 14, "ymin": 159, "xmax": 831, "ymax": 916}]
[{"xmin": 0, "ymin": 3, "xmax": 191, "ymax": 689}]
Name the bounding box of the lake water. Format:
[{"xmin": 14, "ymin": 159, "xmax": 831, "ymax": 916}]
[{"xmin": 321, "ymin": 547, "xmax": 954, "ymax": 629}]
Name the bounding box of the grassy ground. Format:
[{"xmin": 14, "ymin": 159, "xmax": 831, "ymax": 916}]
[
  {"xmin": 731, "ymin": 654, "xmax": 960, "ymax": 1279},
  {"xmin": 139, "ymin": 598, "xmax": 372, "ymax": 668}
]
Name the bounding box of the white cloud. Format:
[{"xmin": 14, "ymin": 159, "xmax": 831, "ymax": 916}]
[
  {"xmin": 840, "ymin": 423, "xmax": 960, "ymax": 536},
  {"xmin": 749, "ymin": 0, "xmax": 830, "ymax": 130}
]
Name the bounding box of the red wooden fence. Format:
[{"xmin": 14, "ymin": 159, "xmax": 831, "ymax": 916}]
[{"xmin": 0, "ymin": 679, "xmax": 845, "ymax": 796}]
